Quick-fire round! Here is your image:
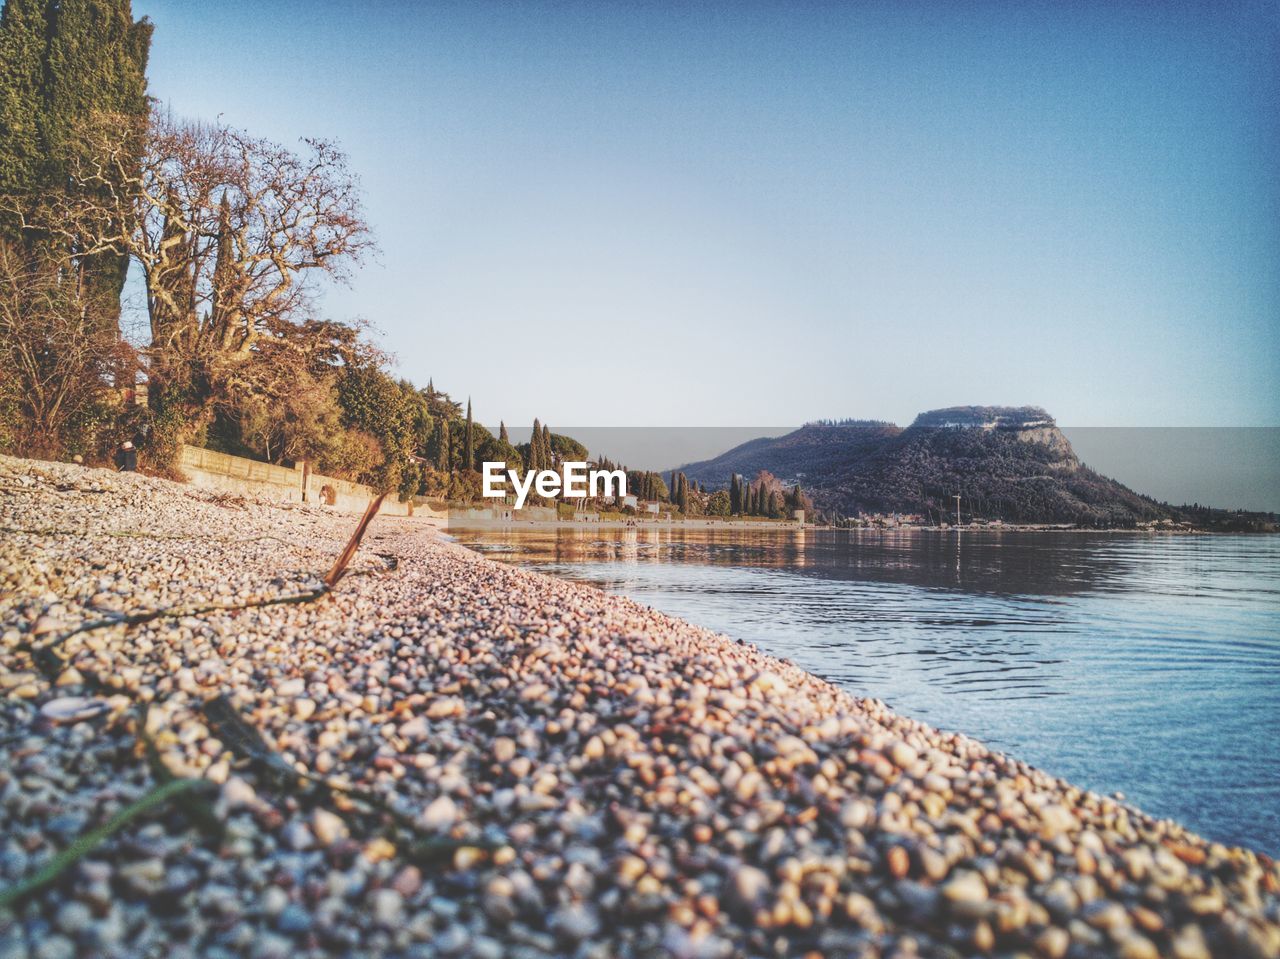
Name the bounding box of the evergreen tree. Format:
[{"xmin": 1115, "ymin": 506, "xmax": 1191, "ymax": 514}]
[
  {"xmin": 463, "ymin": 398, "xmax": 474, "ymax": 471},
  {"xmin": 530, "ymin": 418, "xmax": 542, "ymax": 472},
  {"xmin": 499, "ymin": 420, "xmax": 508, "ymax": 443},
  {"xmin": 209, "ymin": 194, "xmax": 234, "ymax": 326},
  {"xmin": 730, "ymin": 474, "xmax": 740, "ymax": 514},
  {"xmin": 438, "ymin": 419, "xmax": 452, "ymax": 471},
  {"xmin": 789, "ymin": 484, "xmax": 804, "ymax": 514},
  {"xmin": 0, "ymin": 0, "xmax": 45, "ymax": 203},
  {"xmin": 541, "ymin": 423, "xmax": 552, "ymax": 467},
  {"xmin": 11, "ymin": 0, "xmax": 153, "ymax": 326}
]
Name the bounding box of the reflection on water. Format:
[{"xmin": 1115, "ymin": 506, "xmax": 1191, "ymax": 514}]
[{"xmin": 453, "ymin": 526, "xmax": 1280, "ymax": 854}]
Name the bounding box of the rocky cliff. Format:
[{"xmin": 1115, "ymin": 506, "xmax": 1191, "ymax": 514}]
[{"xmin": 679, "ymin": 407, "xmax": 1170, "ymax": 526}]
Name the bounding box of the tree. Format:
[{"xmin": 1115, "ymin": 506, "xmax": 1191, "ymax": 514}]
[
  {"xmin": 233, "ymin": 366, "xmax": 341, "ymax": 467},
  {"xmin": 43, "ymin": 0, "xmax": 151, "ymax": 329},
  {"xmin": 499, "ymin": 420, "xmax": 508, "ymax": 443},
  {"xmin": 463, "ymin": 397, "xmax": 474, "ymax": 472},
  {"xmin": 476, "ymin": 433, "xmax": 522, "ymax": 477},
  {"xmin": 0, "ymin": 0, "xmax": 46, "ymax": 205},
  {"xmin": 550, "ymin": 432, "xmax": 587, "ymax": 462},
  {"xmin": 529, "ymin": 418, "xmax": 542, "ymax": 472},
  {"xmin": 675, "ymin": 471, "xmax": 688, "ymax": 511},
  {"xmin": 0, "ymin": 0, "xmax": 151, "ymax": 329},
  {"xmin": 435, "ymin": 418, "xmax": 452, "ymax": 472},
  {"xmin": 0, "ymin": 240, "xmax": 132, "ymax": 457},
  {"xmin": 334, "ymin": 363, "xmax": 426, "ymax": 494},
  {"xmin": 17, "ymin": 107, "xmax": 374, "ymax": 452}
]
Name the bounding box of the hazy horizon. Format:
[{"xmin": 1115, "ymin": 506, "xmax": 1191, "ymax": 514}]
[{"xmin": 132, "ymin": 1, "xmax": 1278, "ymax": 430}]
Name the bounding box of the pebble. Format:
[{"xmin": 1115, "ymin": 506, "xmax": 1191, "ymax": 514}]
[
  {"xmin": 426, "ymin": 696, "xmax": 464, "ymax": 719},
  {"xmin": 727, "ymin": 864, "xmax": 770, "ymax": 914},
  {"xmin": 312, "ymin": 807, "xmax": 348, "ymax": 846},
  {"xmin": 399, "ymin": 716, "xmax": 431, "ymax": 740},
  {"xmin": 940, "ymin": 870, "xmax": 988, "ymax": 919},
  {"xmin": 420, "ymin": 794, "xmax": 457, "ymax": 831},
  {"xmin": 54, "ymin": 901, "xmax": 92, "ymax": 936},
  {"xmin": 39, "ymin": 696, "xmax": 108, "ymax": 724},
  {"xmin": 276, "ymin": 678, "xmax": 305, "ymax": 697},
  {"xmin": 276, "ymin": 903, "xmax": 312, "ymax": 934},
  {"xmin": 887, "ymin": 740, "xmax": 917, "ymax": 769},
  {"xmin": 371, "ymin": 889, "xmax": 404, "ymax": 927},
  {"xmin": 552, "ymin": 903, "xmax": 601, "ymax": 941}
]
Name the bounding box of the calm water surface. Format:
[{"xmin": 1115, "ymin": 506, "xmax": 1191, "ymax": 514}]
[{"xmin": 451, "ymin": 526, "xmax": 1280, "ymax": 853}]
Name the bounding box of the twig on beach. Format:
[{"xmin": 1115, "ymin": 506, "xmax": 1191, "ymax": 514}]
[
  {"xmin": 138, "ymin": 705, "xmax": 224, "ymax": 840},
  {"xmin": 0, "ymin": 777, "xmax": 216, "ymax": 910},
  {"xmin": 28, "ymin": 587, "xmax": 333, "ymax": 656},
  {"xmin": 0, "ymin": 525, "xmax": 302, "ymax": 547},
  {"xmin": 324, "ymin": 494, "xmax": 386, "ymax": 587},
  {"xmin": 18, "ymin": 494, "xmax": 391, "ymax": 663},
  {"xmin": 202, "ymin": 693, "xmax": 495, "ymax": 863}
]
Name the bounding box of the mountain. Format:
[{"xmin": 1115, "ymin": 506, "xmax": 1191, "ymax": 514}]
[{"xmin": 677, "ymin": 406, "xmax": 1175, "ymax": 527}]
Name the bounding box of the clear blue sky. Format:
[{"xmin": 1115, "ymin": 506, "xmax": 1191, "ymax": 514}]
[{"xmin": 132, "ymin": 0, "xmax": 1278, "ymax": 428}]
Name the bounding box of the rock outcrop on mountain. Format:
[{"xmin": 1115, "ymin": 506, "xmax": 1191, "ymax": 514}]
[{"xmin": 678, "ymin": 406, "xmax": 1172, "ymax": 526}]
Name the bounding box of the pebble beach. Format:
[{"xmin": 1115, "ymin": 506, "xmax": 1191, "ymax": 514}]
[{"xmin": 1, "ymin": 455, "xmax": 1277, "ymax": 959}]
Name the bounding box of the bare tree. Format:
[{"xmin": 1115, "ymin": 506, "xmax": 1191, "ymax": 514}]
[
  {"xmin": 13, "ymin": 108, "xmax": 374, "ymax": 430},
  {"xmin": 0, "ymin": 241, "xmax": 133, "ymax": 457}
]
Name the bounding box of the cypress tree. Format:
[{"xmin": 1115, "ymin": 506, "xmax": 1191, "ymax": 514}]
[
  {"xmin": 729, "ymin": 475, "xmax": 739, "ymax": 514},
  {"xmin": 530, "ymin": 419, "xmax": 542, "ymax": 472},
  {"xmin": 42, "ymin": 0, "xmax": 153, "ymax": 180},
  {"xmin": 438, "ymin": 419, "xmax": 452, "ymax": 471},
  {"xmin": 0, "ymin": 0, "xmax": 46, "ymax": 204},
  {"xmin": 0, "ymin": 0, "xmax": 151, "ymax": 334},
  {"xmin": 499, "ymin": 420, "xmax": 508, "ymax": 444},
  {"xmin": 541, "ymin": 423, "xmax": 552, "ymax": 467},
  {"xmin": 43, "ymin": 0, "xmax": 152, "ymax": 327},
  {"xmin": 464, "ymin": 398, "xmax": 474, "ymax": 471}
]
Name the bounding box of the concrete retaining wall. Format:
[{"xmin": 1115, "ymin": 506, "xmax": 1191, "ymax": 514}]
[
  {"xmin": 178, "ymin": 445, "xmax": 412, "ymax": 516},
  {"xmin": 449, "ymin": 505, "xmax": 559, "ymax": 524}
]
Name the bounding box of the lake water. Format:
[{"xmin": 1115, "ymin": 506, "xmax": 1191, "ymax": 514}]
[{"xmin": 451, "ymin": 525, "xmax": 1280, "ymax": 854}]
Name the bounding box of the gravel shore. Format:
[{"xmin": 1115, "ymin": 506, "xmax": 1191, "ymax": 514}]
[{"xmin": 1, "ymin": 455, "xmax": 1277, "ymax": 959}]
